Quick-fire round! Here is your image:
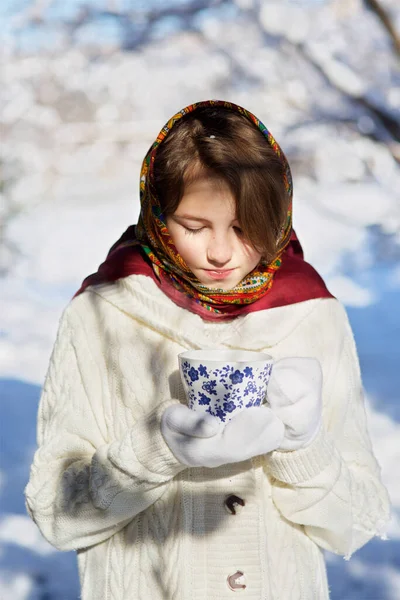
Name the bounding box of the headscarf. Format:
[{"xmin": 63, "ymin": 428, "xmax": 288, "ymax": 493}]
[{"xmin": 76, "ymin": 100, "xmax": 333, "ymax": 319}]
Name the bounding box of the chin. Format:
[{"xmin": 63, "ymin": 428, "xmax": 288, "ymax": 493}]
[
  {"xmin": 200, "ymin": 278, "xmax": 242, "ymax": 291},
  {"xmin": 207, "ymin": 284, "xmax": 231, "ymax": 291}
]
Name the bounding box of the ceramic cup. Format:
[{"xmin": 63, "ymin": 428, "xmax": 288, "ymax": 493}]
[{"xmin": 178, "ymin": 349, "xmax": 273, "ymax": 424}]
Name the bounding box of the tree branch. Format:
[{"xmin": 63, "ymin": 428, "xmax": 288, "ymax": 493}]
[
  {"xmin": 237, "ymin": 0, "xmax": 400, "ymax": 158},
  {"xmin": 364, "ymin": 0, "xmax": 400, "ymax": 57}
]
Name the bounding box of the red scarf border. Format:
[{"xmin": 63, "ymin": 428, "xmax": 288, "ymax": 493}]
[{"xmin": 75, "ymin": 228, "xmax": 334, "ymax": 321}]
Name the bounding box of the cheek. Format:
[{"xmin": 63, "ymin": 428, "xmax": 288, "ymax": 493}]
[
  {"xmin": 252, "ymin": 250, "xmax": 263, "ymax": 265},
  {"xmin": 172, "ymin": 233, "xmax": 201, "ymax": 265},
  {"xmin": 240, "ymin": 243, "xmax": 262, "ymax": 266}
]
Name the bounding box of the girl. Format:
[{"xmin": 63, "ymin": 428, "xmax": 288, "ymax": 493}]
[{"xmin": 25, "ymin": 100, "xmax": 390, "ymax": 599}]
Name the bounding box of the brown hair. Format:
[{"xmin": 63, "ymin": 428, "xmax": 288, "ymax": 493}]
[{"xmin": 152, "ymin": 106, "xmax": 290, "ymax": 261}]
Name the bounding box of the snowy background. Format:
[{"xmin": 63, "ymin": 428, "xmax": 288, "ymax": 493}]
[{"xmin": 1, "ymin": 0, "xmax": 400, "ymax": 598}]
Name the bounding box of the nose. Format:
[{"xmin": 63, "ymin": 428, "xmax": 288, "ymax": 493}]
[{"xmin": 207, "ymin": 232, "xmax": 233, "ymax": 267}]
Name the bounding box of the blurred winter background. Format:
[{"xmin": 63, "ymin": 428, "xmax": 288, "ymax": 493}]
[{"xmin": 1, "ymin": 0, "xmax": 400, "ymax": 598}]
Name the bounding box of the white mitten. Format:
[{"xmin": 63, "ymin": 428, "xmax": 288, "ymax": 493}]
[
  {"xmin": 161, "ymin": 403, "xmax": 285, "ymax": 468},
  {"xmin": 267, "ymin": 357, "xmax": 323, "ymax": 452}
]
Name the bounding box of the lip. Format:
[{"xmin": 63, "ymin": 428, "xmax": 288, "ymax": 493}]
[{"xmin": 203, "ymin": 269, "xmax": 235, "ymax": 280}]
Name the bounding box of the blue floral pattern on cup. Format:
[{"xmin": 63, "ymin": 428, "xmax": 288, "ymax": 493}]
[{"xmin": 180, "ymin": 359, "xmax": 273, "ymax": 423}]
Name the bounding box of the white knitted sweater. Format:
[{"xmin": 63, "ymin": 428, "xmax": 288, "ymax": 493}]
[{"xmin": 25, "ymin": 275, "xmax": 390, "ymax": 600}]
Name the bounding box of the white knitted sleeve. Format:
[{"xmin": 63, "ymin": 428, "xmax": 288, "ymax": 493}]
[
  {"xmin": 24, "ymin": 306, "xmax": 185, "ymax": 552},
  {"xmin": 264, "ymin": 303, "xmax": 391, "ymax": 558}
]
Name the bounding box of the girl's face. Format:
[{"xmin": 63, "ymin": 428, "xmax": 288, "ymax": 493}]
[{"xmin": 166, "ymin": 176, "xmax": 262, "ymax": 290}]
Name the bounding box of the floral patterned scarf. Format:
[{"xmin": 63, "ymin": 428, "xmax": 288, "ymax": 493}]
[{"xmin": 76, "ymin": 100, "xmax": 333, "ymax": 319}]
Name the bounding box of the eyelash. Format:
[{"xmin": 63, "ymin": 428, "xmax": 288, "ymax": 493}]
[
  {"xmin": 184, "ymin": 227, "xmax": 204, "ymax": 235},
  {"xmin": 183, "ymin": 226, "xmax": 243, "ymax": 236}
]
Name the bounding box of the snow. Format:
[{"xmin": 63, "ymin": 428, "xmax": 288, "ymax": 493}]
[
  {"xmin": 0, "ymin": 575, "xmax": 33, "ymax": 600},
  {"xmin": 0, "ymin": 516, "xmax": 55, "ymax": 557}
]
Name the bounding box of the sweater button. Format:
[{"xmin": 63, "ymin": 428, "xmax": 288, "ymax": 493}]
[
  {"xmin": 227, "ymin": 571, "xmax": 246, "ymax": 591},
  {"xmin": 224, "ymin": 494, "xmax": 245, "ymax": 515}
]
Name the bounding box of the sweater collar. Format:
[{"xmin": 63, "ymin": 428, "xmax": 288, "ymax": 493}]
[{"xmin": 87, "ymin": 274, "xmax": 321, "ymax": 351}]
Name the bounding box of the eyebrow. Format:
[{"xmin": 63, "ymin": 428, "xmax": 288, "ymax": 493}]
[
  {"xmin": 173, "ymin": 214, "xmax": 211, "ymax": 222},
  {"xmin": 173, "ymin": 214, "xmax": 239, "ymax": 224}
]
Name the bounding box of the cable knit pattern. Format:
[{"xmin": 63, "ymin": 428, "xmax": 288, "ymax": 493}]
[{"xmin": 25, "ymin": 275, "xmax": 390, "ymax": 599}]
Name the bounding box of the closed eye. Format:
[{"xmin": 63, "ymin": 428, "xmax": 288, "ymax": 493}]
[
  {"xmin": 184, "ymin": 226, "xmax": 205, "ymax": 235},
  {"xmin": 183, "ymin": 225, "xmax": 243, "ymax": 235}
]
